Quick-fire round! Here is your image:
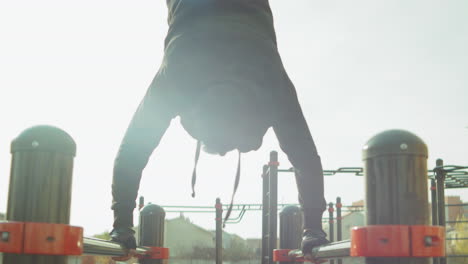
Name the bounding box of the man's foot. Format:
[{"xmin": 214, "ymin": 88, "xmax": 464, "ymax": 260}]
[{"xmin": 301, "ymin": 229, "xmax": 329, "ymax": 255}]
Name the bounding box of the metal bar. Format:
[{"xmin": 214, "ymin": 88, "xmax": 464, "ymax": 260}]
[
  {"xmin": 268, "ymin": 151, "xmax": 279, "ymax": 264},
  {"xmin": 328, "ymin": 203, "xmax": 335, "ymax": 264},
  {"xmin": 336, "ymin": 197, "xmax": 343, "ymax": 264},
  {"xmin": 435, "ymin": 159, "xmax": 447, "ymax": 264},
  {"xmin": 215, "ymin": 198, "xmax": 223, "ymax": 264},
  {"xmin": 430, "ymin": 179, "xmax": 440, "ymax": 264},
  {"xmin": 431, "ymin": 179, "xmax": 438, "ymax": 226},
  {"xmin": 83, "ymin": 237, "xmax": 149, "ymax": 257},
  {"xmin": 446, "ymin": 220, "xmax": 468, "ymax": 223},
  {"xmin": 261, "ymin": 165, "xmax": 269, "ymax": 264},
  {"xmin": 314, "ymin": 240, "xmax": 351, "ymax": 259}
]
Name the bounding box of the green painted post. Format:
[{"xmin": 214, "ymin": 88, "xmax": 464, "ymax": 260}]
[
  {"xmin": 363, "ymin": 129, "xmax": 429, "ymax": 264},
  {"xmin": 268, "ymin": 151, "xmax": 279, "ymax": 264},
  {"xmin": 279, "ymin": 205, "xmax": 302, "ymax": 264},
  {"xmin": 4, "ymin": 125, "xmax": 76, "ymax": 264},
  {"xmin": 139, "ymin": 204, "xmax": 166, "ymax": 264}
]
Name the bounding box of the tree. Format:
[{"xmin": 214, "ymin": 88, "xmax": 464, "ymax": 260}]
[
  {"xmin": 447, "ymin": 216, "xmax": 468, "ymax": 264},
  {"xmin": 93, "ymin": 231, "xmax": 111, "ymax": 240}
]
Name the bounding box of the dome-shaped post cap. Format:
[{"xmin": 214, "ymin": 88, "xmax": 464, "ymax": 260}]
[
  {"xmin": 362, "ymin": 129, "xmax": 427, "ymax": 160},
  {"xmin": 280, "ymin": 205, "xmax": 302, "ymax": 216},
  {"xmin": 140, "ymin": 204, "xmax": 165, "ymax": 216},
  {"xmin": 11, "ymin": 125, "xmax": 76, "ymax": 156}
]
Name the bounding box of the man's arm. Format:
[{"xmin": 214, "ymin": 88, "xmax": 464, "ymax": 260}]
[
  {"xmin": 272, "ymin": 76, "xmax": 326, "ymax": 228},
  {"xmin": 112, "ymin": 81, "xmax": 174, "ymax": 228}
]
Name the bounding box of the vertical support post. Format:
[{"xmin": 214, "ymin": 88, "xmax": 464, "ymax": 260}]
[
  {"xmin": 139, "ymin": 204, "xmax": 165, "ymax": 264},
  {"xmin": 269, "ymin": 151, "xmax": 279, "ymax": 264},
  {"xmin": 431, "ymin": 179, "xmax": 438, "ymax": 226},
  {"xmin": 336, "ymin": 197, "xmax": 343, "ymax": 264},
  {"xmin": 279, "ymin": 206, "xmax": 302, "ymax": 264},
  {"xmin": 430, "ymin": 179, "xmax": 440, "ymax": 264},
  {"xmin": 328, "ymin": 203, "xmax": 335, "ymax": 264},
  {"xmin": 363, "ymin": 129, "xmax": 429, "ymax": 264},
  {"xmin": 215, "ymin": 198, "xmax": 223, "ymax": 264},
  {"xmin": 435, "ymin": 159, "xmax": 447, "ymax": 264},
  {"xmin": 261, "ymin": 165, "xmax": 269, "ymax": 264},
  {"xmin": 4, "ymin": 126, "xmax": 76, "ymax": 264}
]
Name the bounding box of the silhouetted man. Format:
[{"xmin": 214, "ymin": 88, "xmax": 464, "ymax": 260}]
[{"xmin": 111, "ymin": 0, "xmax": 328, "ymax": 258}]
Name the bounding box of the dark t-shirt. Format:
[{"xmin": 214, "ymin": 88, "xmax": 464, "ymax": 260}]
[
  {"xmin": 158, "ymin": 0, "xmax": 292, "ymax": 153},
  {"xmin": 166, "ymin": 0, "xmax": 276, "ymax": 46}
]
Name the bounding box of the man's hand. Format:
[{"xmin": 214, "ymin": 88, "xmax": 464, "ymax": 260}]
[
  {"xmin": 301, "ymin": 229, "xmax": 329, "ymax": 263},
  {"xmin": 110, "ymin": 227, "xmax": 137, "ymax": 261}
]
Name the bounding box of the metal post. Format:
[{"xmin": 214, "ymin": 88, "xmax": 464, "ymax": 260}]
[
  {"xmin": 4, "ymin": 125, "xmax": 76, "ymax": 264},
  {"xmin": 336, "ymin": 197, "xmax": 343, "ymax": 264},
  {"xmin": 261, "ymin": 164, "xmax": 269, "ymax": 264},
  {"xmin": 431, "ymin": 179, "xmax": 438, "ymax": 226},
  {"xmin": 363, "ymin": 129, "xmax": 429, "ymax": 264},
  {"xmin": 279, "ymin": 205, "xmax": 303, "ymax": 264},
  {"xmin": 328, "ymin": 203, "xmax": 335, "ymax": 264},
  {"xmin": 139, "ymin": 204, "xmax": 166, "ymax": 264},
  {"xmin": 269, "ymin": 151, "xmax": 279, "ymax": 264},
  {"xmin": 431, "ymin": 179, "xmax": 440, "ymax": 264},
  {"xmin": 215, "ymin": 198, "xmax": 223, "ymax": 264},
  {"xmin": 435, "ymin": 159, "xmax": 447, "ymax": 264}
]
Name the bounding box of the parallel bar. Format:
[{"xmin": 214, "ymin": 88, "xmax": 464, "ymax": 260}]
[
  {"xmin": 314, "ymin": 240, "xmax": 351, "ymax": 259},
  {"xmin": 83, "ymin": 237, "xmax": 149, "ymax": 257}
]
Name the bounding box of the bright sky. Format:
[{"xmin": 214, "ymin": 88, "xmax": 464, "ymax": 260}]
[{"xmin": 1, "ymin": 0, "xmax": 467, "ymax": 239}]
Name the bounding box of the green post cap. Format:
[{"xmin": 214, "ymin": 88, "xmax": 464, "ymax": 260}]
[
  {"xmin": 279, "ymin": 205, "xmax": 301, "ymax": 216},
  {"xmin": 362, "ymin": 129, "xmax": 428, "ymax": 160},
  {"xmin": 140, "ymin": 203, "xmax": 165, "ymax": 216},
  {"xmin": 11, "ymin": 125, "xmax": 76, "ymax": 156}
]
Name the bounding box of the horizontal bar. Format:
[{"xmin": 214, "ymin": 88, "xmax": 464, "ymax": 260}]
[
  {"xmin": 314, "ymin": 240, "xmax": 350, "ymax": 259},
  {"xmin": 165, "ymin": 210, "xmax": 215, "ymax": 213},
  {"xmin": 83, "ymin": 237, "xmax": 149, "ymax": 257},
  {"xmin": 446, "ymin": 237, "xmax": 468, "ymax": 240},
  {"xmin": 445, "ymin": 203, "xmax": 468, "ymax": 207}
]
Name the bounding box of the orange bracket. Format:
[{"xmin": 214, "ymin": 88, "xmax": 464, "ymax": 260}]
[
  {"xmin": 273, "ymin": 225, "xmax": 445, "ymax": 262},
  {"xmin": 351, "ymin": 225, "xmax": 410, "ymax": 257},
  {"xmin": 351, "ymin": 225, "xmax": 445, "ymax": 257},
  {"xmin": 268, "ymin": 161, "xmax": 280, "ymax": 167},
  {"xmin": 274, "ymin": 249, "xmax": 305, "ymax": 262},
  {"xmin": 0, "ymin": 221, "xmax": 83, "ymax": 255},
  {"xmin": 0, "ymin": 221, "xmax": 24, "ymax": 254},
  {"xmin": 138, "ymin": 247, "xmax": 170, "ymax": 259}
]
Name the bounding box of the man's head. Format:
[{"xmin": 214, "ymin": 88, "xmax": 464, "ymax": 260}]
[{"xmin": 180, "ymin": 83, "xmax": 269, "ymax": 155}]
